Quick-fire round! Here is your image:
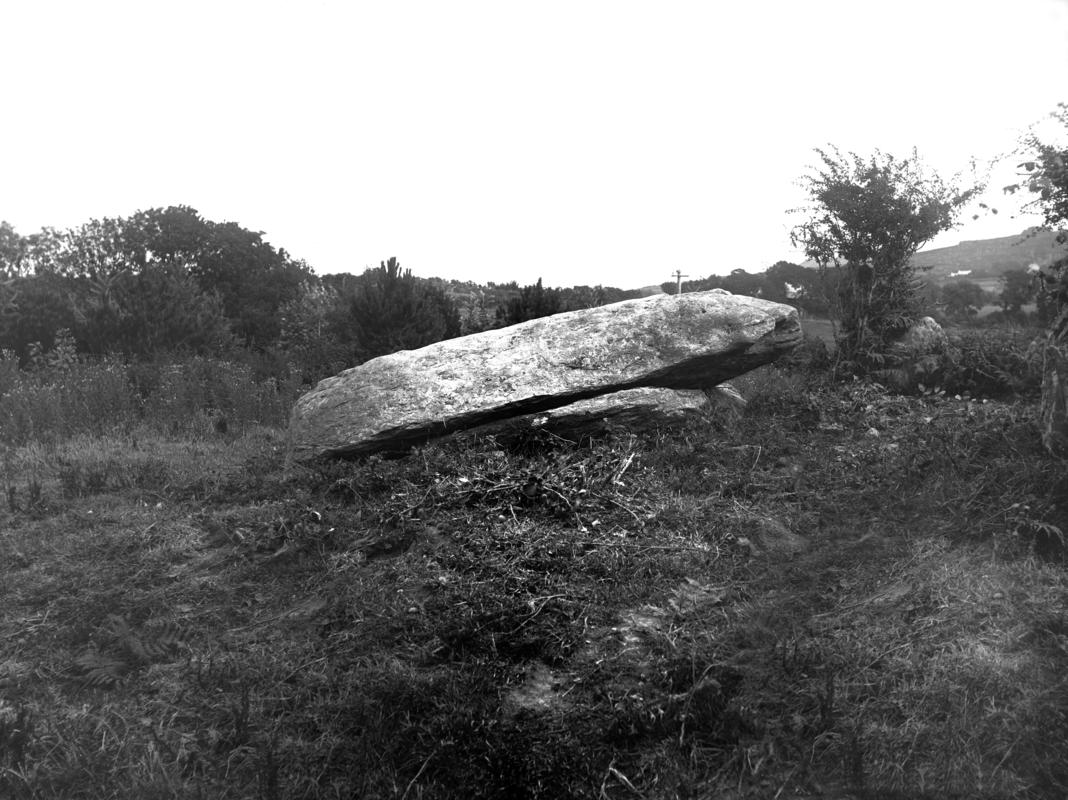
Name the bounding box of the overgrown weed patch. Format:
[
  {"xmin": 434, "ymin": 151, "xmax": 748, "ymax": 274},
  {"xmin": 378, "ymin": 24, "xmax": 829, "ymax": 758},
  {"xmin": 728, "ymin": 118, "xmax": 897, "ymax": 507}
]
[{"xmin": 0, "ymin": 356, "xmax": 302, "ymax": 448}]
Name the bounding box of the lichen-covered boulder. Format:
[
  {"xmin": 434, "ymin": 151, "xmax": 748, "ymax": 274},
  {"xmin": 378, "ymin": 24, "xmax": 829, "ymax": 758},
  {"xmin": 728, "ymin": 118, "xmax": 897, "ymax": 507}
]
[
  {"xmin": 288, "ymin": 290, "xmax": 800, "ymax": 460},
  {"xmin": 891, "ymin": 316, "xmax": 948, "ymax": 357},
  {"xmin": 882, "ymin": 317, "xmax": 950, "ymax": 392}
]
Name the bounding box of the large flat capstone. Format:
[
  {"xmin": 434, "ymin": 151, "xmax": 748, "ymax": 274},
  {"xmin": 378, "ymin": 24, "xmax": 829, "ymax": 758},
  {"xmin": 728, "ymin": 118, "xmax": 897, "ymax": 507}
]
[{"xmin": 288, "ymin": 290, "xmax": 801, "ymax": 460}]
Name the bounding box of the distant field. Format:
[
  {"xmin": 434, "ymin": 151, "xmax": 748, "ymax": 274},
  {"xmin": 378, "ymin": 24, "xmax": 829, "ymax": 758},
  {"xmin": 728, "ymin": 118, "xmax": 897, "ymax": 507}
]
[
  {"xmin": 801, "ymin": 312, "xmax": 1041, "ymax": 342},
  {"xmin": 801, "ymin": 315, "xmax": 836, "ymax": 345},
  {"xmin": 977, "ymin": 303, "xmax": 1038, "ymax": 318}
]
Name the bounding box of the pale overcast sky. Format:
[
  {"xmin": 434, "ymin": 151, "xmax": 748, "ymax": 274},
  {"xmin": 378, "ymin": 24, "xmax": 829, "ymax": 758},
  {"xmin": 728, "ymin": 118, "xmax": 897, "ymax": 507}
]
[{"xmin": 3, "ymin": 1, "xmax": 1067, "ymax": 288}]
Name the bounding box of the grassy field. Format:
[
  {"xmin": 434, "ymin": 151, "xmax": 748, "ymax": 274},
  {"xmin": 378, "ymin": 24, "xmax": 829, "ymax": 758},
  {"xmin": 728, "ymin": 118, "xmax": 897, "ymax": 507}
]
[
  {"xmin": 800, "ymin": 317, "xmax": 836, "ymax": 347},
  {"xmin": 1, "ymin": 360, "xmax": 1067, "ymax": 799}
]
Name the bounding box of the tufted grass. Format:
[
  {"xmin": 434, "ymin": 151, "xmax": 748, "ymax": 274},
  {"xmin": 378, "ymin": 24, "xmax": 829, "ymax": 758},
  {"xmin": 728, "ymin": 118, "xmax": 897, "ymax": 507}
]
[{"xmin": 0, "ymin": 361, "xmax": 1066, "ymax": 798}]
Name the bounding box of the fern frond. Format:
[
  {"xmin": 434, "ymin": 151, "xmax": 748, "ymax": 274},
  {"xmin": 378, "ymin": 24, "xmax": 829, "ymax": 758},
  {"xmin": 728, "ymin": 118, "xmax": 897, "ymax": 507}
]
[
  {"xmin": 103, "ymin": 614, "xmax": 187, "ymax": 664},
  {"xmin": 139, "ymin": 621, "xmax": 187, "ymax": 660},
  {"xmin": 73, "ymin": 650, "xmax": 129, "ymax": 688}
]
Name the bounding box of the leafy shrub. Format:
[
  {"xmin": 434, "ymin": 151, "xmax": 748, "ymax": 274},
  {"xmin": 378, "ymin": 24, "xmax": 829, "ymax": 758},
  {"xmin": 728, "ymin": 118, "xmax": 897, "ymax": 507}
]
[
  {"xmin": 69, "ymin": 266, "xmax": 234, "ymax": 358},
  {"xmin": 940, "ymin": 327, "xmax": 1044, "ymax": 398},
  {"xmin": 790, "ymin": 147, "xmax": 977, "ymax": 371},
  {"xmin": 870, "ymin": 326, "xmax": 1044, "ymax": 398}
]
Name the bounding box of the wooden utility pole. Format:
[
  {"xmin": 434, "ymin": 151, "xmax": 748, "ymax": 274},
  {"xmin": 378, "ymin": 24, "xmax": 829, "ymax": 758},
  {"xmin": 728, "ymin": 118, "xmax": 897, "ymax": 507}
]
[{"xmin": 672, "ymin": 269, "xmax": 688, "ymax": 295}]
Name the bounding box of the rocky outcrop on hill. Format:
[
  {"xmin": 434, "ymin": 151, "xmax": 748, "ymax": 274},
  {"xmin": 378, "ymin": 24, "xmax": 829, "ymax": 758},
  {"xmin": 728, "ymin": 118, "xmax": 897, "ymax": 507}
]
[
  {"xmin": 909, "ymin": 228, "xmax": 1068, "ymax": 280},
  {"xmin": 288, "ymin": 290, "xmax": 801, "ymax": 460},
  {"xmin": 802, "ymin": 228, "xmax": 1068, "ymax": 282}
]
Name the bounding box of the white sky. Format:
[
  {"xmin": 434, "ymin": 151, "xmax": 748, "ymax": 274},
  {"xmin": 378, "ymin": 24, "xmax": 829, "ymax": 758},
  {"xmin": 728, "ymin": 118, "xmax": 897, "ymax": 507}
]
[{"xmin": 2, "ymin": 0, "xmax": 1067, "ymax": 288}]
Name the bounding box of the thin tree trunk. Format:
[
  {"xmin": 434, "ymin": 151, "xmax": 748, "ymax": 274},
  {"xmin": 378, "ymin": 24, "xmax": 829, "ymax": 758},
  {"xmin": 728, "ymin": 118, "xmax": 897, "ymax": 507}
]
[{"xmin": 1041, "ymin": 338, "xmax": 1068, "ymax": 456}]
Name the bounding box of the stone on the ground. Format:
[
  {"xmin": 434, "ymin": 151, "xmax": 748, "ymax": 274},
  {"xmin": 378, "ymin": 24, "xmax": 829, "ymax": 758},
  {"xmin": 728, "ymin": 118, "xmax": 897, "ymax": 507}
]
[
  {"xmin": 891, "ymin": 316, "xmax": 948, "ymax": 356},
  {"xmin": 288, "ymin": 290, "xmax": 800, "ymax": 460},
  {"xmin": 736, "ymin": 515, "xmax": 809, "ymax": 557},
  {"xmin": 885, "ymin": 317, "xmax": 949, "ymax": 392},
  {"xmin": 463, "ymin": 382, "xmax": 747, "ymax": 445},
  {"xmin": 461, "ymin": 387, "xmax": 712, "ymax": 443}
]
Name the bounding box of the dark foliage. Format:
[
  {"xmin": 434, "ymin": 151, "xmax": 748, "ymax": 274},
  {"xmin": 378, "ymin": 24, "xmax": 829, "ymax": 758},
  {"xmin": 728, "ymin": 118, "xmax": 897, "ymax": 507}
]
[
  {"xmin": 15, "ymin": 206, "xmax": 312, "ymax": 350},
  {"xmin": 941, "ymin": 327, "xmax": 1044, "ymax": 398},
  {"xmin": 1000, "ymin": 268, "xmax": 1039, "ymax": 319},
  {"xmin": 940, "ymin": 279, "xmax": 987, "ymax": 321},
  {"xmin": 70, "ymin": 264, "xmax": 234, "ymax": 357},
  {"xmin": 341, "ymin": 257, "xmax": 462, "ymax": 361},
  {"xmin": 496, "ymin": 278, "xmax": 565, "ymax": 325},
  {"xmin": 1, "ymin": 208, "xmax": 643, "ymax": 376},
  {"xmin": 0, "ymin": 272, "xmax": 79, "ymax": 363}
]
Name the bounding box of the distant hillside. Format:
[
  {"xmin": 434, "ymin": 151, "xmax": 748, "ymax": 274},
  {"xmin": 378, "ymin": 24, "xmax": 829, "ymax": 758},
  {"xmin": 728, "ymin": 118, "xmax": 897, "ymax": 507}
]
[
  {"xmin": 911, "ymin": 228, "xmax": 1067, "ymax": 282},
  {"xmin": 802, "ymin": 228, "xmax": 1067, "ymax": 286}
]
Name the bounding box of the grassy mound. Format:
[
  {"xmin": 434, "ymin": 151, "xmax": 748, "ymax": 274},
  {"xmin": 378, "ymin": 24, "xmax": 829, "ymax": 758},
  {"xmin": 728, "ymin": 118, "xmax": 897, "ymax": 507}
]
[{"xmin": 1, "ymin": 363, "xmax": 1066, "ymax": 798}]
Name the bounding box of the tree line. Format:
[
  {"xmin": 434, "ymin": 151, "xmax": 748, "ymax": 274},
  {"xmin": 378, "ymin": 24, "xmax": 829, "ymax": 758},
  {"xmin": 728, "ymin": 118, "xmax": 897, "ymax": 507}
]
[
  {"xmin": 0, "ymin": 204, "xmax": 1044, "ymax": 375},
  {"xmin": 2, "ymin": 102, "xmax": 1063, "ymax": 406},
  {"xmin": 0, "ymin": 206, "xmax": 831, "ymax": 382},
  {"xmin": 0, "ymin": 207, "xmax": 311, "ymax": 360},
  {"xmin": 0, "ymin": 208, "xmax": 652, "ymax": 382},
  {"xmin": 663, "ymin": 261, "xmax": 830, "ymax": 316}
]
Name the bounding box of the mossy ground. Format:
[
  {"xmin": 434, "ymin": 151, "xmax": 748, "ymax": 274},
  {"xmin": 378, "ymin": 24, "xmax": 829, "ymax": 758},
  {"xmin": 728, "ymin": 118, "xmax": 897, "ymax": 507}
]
[{"xmin": 1, "ymin": 365, "xmax": 1066, "ymax": 799}]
